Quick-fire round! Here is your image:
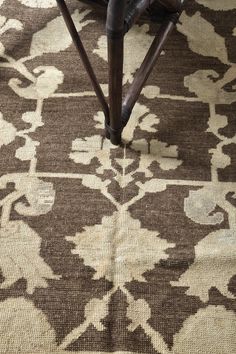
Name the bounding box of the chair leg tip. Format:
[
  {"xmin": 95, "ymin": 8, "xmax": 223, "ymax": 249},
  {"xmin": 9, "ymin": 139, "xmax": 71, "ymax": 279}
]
[
  {"xmin": 105, "ymin": 126, "xmax": 122, "ymax": 146},
  {"xmin": 110, "ymin": 134, "xmax": 121, "ymax": 145}
]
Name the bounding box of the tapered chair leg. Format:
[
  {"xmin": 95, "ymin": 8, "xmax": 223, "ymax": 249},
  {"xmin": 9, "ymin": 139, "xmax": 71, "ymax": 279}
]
[
  {"xmin": 105, "ymin": 0, "xmax": 126, "ymax": 145},
  {"xmin": 122, "ymin": 13, "xmax": 179, "ymax": 125},
  {"xmin": 56, "ymin": 0, "xmax": 109, "ymax": 123}
]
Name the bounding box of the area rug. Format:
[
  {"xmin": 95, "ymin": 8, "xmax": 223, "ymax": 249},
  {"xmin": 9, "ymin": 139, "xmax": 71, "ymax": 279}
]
[{"xmin": 0, "ymin": 0, "xmax": 236, "ymax": 353}]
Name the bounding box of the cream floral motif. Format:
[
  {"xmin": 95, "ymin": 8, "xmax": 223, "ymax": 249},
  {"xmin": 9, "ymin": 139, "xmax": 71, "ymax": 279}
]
[
  {"xmin": 0, "ymin": 3, "xmax": 93, "ymax": 308},
  {"xmin": 177, "ymin": 11, "xmax": 236, "ymax": 110},
  {"xmin": 132, "ymin": 139, "xmax": 182, "ymax": 177},
  {"xmin": 126, "ymin": 296, "xmax": 171, "ymax": 354},
  {"xmin": 173, "ymin": 5, "xmax": 236, "ymax": 305},
  {"xmin": 185, "ymin": 70, "xmax": 236, "ymax": 105},
  {"xmin": 184, "ymin": 185, "xmax": 236, "ymax": 225},
  {"xmin": 0, "ymin": 112, "xmax": 17, "ymax": 147},
  {"xmin": 0, "ymin": 175, "xmax": 56, "ymax": 218},
  {"xmin": 67, "ymin": 210, "xmax": 175, "ymax": 285},
  {"xmin": 0, "ymin": 175, "xmax": 59, "ymax": 294},
  {"xmin": 59, "ymin": 296, "xmax": 110, "ymax": 350},
  {"xmin": 171, "ymin": 228, "xmax": 236, "ymax": 301},
  {"xmin": 30, "ymin": 8, "xmax": 94, "ymax": 57},
  {"xmin": 0, "ymin": 110, "xmax": 44, "ymax": 162},
  {"xmin": 0, "ymin": 221, "xmax": 60, "ymax": 294},
  {"xmin": 70, "ymin": 103, "xmax": 182, "ymax": 188},
  {"xmin": 9, "ymin": 66, "xmax": 64, "ymax": 99},
  {"xmin": 0, "ymin": 14, "xmax": 23, "ymax": 56},
  {"xmin": 63, "ymin": 207, "xmax": 175, "ymax": 352},
  {"xmin": 178, "ymin": 11, "xmax": 230, "ymax": 64},
  {"xmin": 4, "ymin": 67, "xmax": 64, "ymax": 161},
  {"xmin": 0, "ymin": 15, "xmax": 22, "ymax": 35},
  {"xmin": 70, "ymin": 135, "xmax": 117, "ymax": 174}
]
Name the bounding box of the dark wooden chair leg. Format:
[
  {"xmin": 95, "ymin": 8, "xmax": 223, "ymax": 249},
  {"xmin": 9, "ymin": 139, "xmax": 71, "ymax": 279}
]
[
  {"xmin": 56, "ymin": 0, "xmax": 109, "ymax": 123},
  {"xmin": 122, "ymin": 12, "xmax": 180, "ymax": 126},
  {"xmin": 105, "ymin": 0, "xmax": 126, "ymax": 145}
]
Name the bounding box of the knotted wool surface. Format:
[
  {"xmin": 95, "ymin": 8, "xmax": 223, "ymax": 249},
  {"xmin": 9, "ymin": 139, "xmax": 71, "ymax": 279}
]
[{"xmin": 0, "ymin": 0, "xmax": 235, "ymax": 353}]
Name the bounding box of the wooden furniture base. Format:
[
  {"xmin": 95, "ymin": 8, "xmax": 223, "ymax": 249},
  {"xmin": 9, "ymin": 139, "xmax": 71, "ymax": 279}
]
[{"xmin": 56, "ymin": 0, "xmax": 185, "ymax": 145}]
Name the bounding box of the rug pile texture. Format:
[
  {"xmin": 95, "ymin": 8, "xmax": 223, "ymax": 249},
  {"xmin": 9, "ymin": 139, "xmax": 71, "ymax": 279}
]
[{"xmin": 0, "ymin": 0, "xmax": 236, "ymax": 353}]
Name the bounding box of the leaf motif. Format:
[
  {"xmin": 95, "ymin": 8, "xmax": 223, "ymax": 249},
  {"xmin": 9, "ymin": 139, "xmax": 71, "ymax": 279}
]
[
  {"xmin": 136, "ymin": 179, "xmax": 167, "ymax": 193},
  {"xmin": 196, "ymin": 0, "xmax": 236, "ymax": 11},
  {"xmin": 22, "ymin": 111, "xmax": 43, "ymax": 129},
  {"xmin": 127, "ymin": 299, "xmax": 151, "ymax": 331},
  {"xmin": 0, "ymin": 18, "xmax": 23, "ymax": 33},
  {"xmin": 70, "ymin": 135, "xmax": 103, "ymax": 165},
  {"xmin": 30, "ymin": 9, "xmax": 94, "ymax": 57},
  {"xmin": 122, "ymin": 103, "xmax": 159, "ymax": 142},
  {"xmin": 150, "ymin": 140, "xmax": 182, "ymax": 170},
  {"xmin": 171, "ymin": 228, "xmax": 236, "ymax": 302},
  {"xmin": 209, "ymin": 145, "xmax": 231, "ymax": 170},
  {"xmin": 0, "ymin": 297, "xmax": 57, "ymax": 353},
  {"xmin": 132, "ymin": 139, "xmax": 182, "ymax": 177},
  {"xmin": 9, "ymin": 66, "xmax": 64, "ymax": 99},
  {"xmin": 59, "ymin": 296, "xmax": 109, "ymax": 350},
  {"xmin": 114, "ymin": 158, "xmax": 135, "ymax": 188},
  {"xmin": 94, "ymin": 110, "xmax": 105, "ymax": 130},
  {"xmin": 184, "ymin": 70, "xmax": 236, "ymax": 104},
  {"xmin": 0, "ymin": 221, "xmax": 61, "ymax": 294},
  {"xmin": 139, "ymin": 113, "xmax": 160, "ymax": 133},
  {"xmin": 0, "ymin": 175, "xmax": 56, "ymax": 217},
  {"xmin": 70, "ymin": 134, "xmax": 117, "ymax": 174},
  {"xmin": 81, "ymin": 174, "xmax": 110, "ymax": 190},
  {"xmin": 184, "ymin": 187, "xmax": 225, "ymax": 225},
  {"xmin": 178, "ymin": 11, "xmax": 228, "ymax": 64},
  {"xmin": 14, "ymin": 178, "xmax": 56, "ymax": 216},
  {"xmin": 141, "ymin": 85, "xmax": 161, "ymax": 99},
  {"xmin": 15, "ymin": 137, "xmax": 39, "ymax": 161},
  {"xmin": 0, "ymin": 112, "xmax": 17, "ymax": 147},
  {"xmin": 207, "ymin": 114, "xmax": 228, "ymax": 135},
  {"xmin": 184, "ymin": 184, "xmax": 236, "ymax": 227},
  {"xmin": 127, "ymin": 296, "xmax": 171, "ymax": 354}
]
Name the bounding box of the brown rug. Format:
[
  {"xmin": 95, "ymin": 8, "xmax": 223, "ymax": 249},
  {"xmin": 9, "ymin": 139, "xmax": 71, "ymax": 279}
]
[{"xmin": 0, "ymin": 0, "xmax": 236, "ymax": 353}]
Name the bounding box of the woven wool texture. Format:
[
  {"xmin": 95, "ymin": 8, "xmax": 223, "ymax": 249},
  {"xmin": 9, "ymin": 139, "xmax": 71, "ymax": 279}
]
[{"xmin": 0, "ymin": 0, "xmax": 236, "ymax": 353}]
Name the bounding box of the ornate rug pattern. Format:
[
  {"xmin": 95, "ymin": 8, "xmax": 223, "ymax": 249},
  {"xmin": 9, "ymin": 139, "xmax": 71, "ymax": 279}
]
[{"xmin": 0, "ymin": 0, "xmax": 236, "ymax": 353}]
